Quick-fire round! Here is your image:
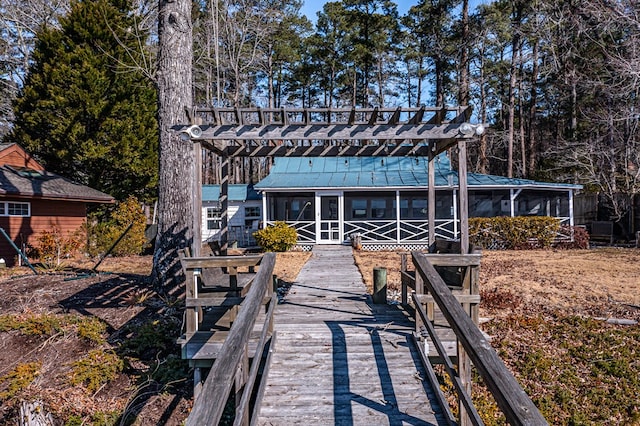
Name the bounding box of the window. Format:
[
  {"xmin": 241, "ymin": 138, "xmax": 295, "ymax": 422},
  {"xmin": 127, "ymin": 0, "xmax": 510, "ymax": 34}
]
[
  {"xmin": 206, "ymin": 207, "xmax": 221, "ymax": 230},
  {"xmin": 371, "ymin": 199, "xmax": 387, "ymax": 218},
  {"xmin": 1, "ymin": 202, "xmax": 30, "ymax": 217},
  {"xmin": 245, "ymin": 206, "xmax": 260, "ymax": 218},
  {"xmin": 412, "ymin": 199, "xmax": 427, "ymax": 218},
  {"xmin": 245, "ymin": 206, "xmax": 260, "ymax": 228},
  {"xmin": 352, "ymin": 199, "xmax": 367, "ymax": 219}
]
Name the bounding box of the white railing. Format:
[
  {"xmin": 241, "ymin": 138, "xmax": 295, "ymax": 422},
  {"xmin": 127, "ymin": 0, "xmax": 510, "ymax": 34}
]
[
  {"xmin": 399, "ymin": 219, "xmax": 459, "ymax": 242},
  {"xmin": 345, "ymin": 219, "xmax": 460, "ymax": 243},
  {"xmin": 344, "ymin": 220, "xmax": 397, "ymax": 242}
]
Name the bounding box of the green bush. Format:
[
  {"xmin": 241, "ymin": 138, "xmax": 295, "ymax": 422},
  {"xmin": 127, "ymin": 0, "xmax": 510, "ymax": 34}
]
[
  {"xmin": 253, "ymin": 222, "xmax": 298, "ymax": 252},
  {"xmin": 69, "ymin": 349, "xmax": 123, "ymax": 393},
  {"xmin": 86, "ymin": 196, "xmax": 147, "ymax": 257},
  {"xmin": 469, "ymin": 216, "xmax": 560, "ymax": 250}
]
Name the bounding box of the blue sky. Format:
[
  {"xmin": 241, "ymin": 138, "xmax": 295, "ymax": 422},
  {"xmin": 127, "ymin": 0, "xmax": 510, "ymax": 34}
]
[{"xmin": 301, "ymin": 0, "xmax": 491, "ymax": 22}]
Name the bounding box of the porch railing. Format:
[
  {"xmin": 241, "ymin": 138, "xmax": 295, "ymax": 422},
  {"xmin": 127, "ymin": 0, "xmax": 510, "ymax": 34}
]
[{"xmin": 267, "ymin": 216, "xmax": 572, "ymax": 245}]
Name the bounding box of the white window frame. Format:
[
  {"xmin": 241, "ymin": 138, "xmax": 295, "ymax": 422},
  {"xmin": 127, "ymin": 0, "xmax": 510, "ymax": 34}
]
[
  {"xmin": 1, "ymin": 201, "xmax": 30, "ymax": 217},
  {"xmin": 206, "ymin": 207, "xmax": 221, "ymax": 230},
  {"xmin": 244, "ymin": 206, "xmax": 260, "ymax": 218}
]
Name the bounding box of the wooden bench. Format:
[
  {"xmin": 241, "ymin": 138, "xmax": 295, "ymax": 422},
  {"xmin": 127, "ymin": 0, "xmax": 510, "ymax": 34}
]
[{"xmin": 177, "ymin": 249, "xmax": 266, "ymax": 366}]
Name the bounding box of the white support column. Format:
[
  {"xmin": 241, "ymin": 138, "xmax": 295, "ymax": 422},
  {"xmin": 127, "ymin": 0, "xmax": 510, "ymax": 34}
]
[
  {"xmin": 453, "ymin": 189, "xmax": 458, "ymax": 240},
  {"xmin": 261, "ymin": 192, "xmax": 267, "ymax": 228},
  {"xmin": 396, "ymin": 190, "xmax": 401, "ymax": 243},
  {"xmin": 569, "ymin": 190, "xmax": 575, "ymax": 227},
  {"xmin": 510, "ymin": 188, "xmax": 522, "ymax": 218},
  {"xmin": 428, "ymin": 155, "xmax": 436, "ymax": 245}
]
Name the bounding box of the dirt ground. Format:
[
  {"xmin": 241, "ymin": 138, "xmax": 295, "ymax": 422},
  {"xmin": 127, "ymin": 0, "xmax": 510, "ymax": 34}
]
[
  {"xmin": 0, "ymin": 253, "xmax": 310, "ymax": 425},
  {"xmin": 1, "ymin": 247, "xmax": 638, "ymax": 424}
]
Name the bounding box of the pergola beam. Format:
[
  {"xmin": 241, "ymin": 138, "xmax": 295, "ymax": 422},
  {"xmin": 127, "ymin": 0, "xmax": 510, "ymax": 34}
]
[
  {"xmin": 181, "ymin": 123, "xmax": 471, "ymax": 142},
  {"xmin": 219, "ymin": 143, "xmax": 457, "ymax": 158}
]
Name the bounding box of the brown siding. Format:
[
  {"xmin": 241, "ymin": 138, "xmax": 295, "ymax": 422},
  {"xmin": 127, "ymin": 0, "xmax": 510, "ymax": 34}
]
[
  {"xmin": 0, "ymin": 199, "xmax": 86, "ymax": 266},
  {"xmin": 0, "ymin": 145, "xmax": 45, "ymax": 171}
]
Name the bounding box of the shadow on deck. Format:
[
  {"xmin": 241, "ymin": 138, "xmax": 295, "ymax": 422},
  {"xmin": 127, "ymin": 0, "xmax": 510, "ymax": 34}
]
[{"xmin": 257, "ymin": 246, "xmax": 447, "ymax": 425}]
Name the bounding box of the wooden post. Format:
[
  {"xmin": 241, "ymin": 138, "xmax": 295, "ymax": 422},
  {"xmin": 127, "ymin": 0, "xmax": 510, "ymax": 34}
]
[
  {"xmin": 428, "ymin": 153, "xmax": 436, "ymax": 245},
  {"xmin": 220, "ymin": 155, "xmax": 229, "ymax": 255},
  {"xmin": 193, "ymin": 367, "xmax": 203, "ymax": 400},
  {"xmin": 458, "ymin": 141, "xmax": 469, "ymax": 255},
  {"xmin": 400, "ymin": 254, "xmax": 408, "ymax": 305},
  {"xmin": 372, "ymin": 267, "xmax": 387, "ymax": 304},
  {"xmin": 192, "ymin": 141, "xmax": 202, "ymax": 257},
  {"xmin": 457, "ymin": 140, "xmax": 471, "ymax": 425},
  {"xmin": 414, "ymin": 266, "xmax": 424, "ymax": 335}
]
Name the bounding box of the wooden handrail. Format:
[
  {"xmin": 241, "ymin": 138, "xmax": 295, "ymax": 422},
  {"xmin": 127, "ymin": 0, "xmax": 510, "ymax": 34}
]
[
  {"xmin": 412, "ymin": 292, "xmax": 483, "ymax": 426},
  {"xmin": 180, "ymin": 254, "xmax": 264, "ymax": 270},
  {"xmin": 185, "ymin": 252, "xmax": 276, "ymax": 426},
  {"xmin": 412, "ymin": 252, "xmax": 548, "ymax": 426}
]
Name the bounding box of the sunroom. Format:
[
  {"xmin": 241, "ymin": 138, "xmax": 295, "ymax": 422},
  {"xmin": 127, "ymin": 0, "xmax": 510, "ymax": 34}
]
[{"xmin": 254, "ymin": 153, "xmax": 581, "ymax": 249}]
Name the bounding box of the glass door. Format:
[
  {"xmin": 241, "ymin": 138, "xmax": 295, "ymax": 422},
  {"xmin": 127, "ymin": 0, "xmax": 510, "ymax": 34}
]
[{"xmin": 318, "ymin": 195, "xmax": 341, "ymax": 243}]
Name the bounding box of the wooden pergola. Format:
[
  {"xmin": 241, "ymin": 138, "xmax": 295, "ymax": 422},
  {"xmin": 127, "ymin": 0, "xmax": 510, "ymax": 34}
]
[{"xmin": 178, "ymin": 106, "xmax": 484, "ymax": 256}]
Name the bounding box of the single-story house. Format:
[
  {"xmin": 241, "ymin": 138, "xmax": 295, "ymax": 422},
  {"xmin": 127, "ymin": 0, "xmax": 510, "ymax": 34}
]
[
  {"xmin": 0, "ymin": 143, "xmax": 114, "ymax": 265},
  {"xmin": 254, "ymin": 153, "xmax": 582, "ymax": 249},
  {"xmin": 201, "ymin": 184, "xmax": 261, "ymax": 247}
]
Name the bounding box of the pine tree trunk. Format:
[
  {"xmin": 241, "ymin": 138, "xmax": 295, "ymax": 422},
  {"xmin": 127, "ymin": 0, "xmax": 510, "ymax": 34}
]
[
  {"xmin": 458, "ymin": 0, "xmax": 470, "ymax": 107},
  {"xmin": 153, "ymin": 0, "xmax": 194, "ymax": 289}
]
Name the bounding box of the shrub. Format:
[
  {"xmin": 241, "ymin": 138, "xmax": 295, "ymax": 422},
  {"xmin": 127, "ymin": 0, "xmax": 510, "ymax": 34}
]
[
  {"xmin": 32, "ymin": 225, "xmax": 83, "ymax": 268},
  {"xmin": 74, "ymin": 316, "xmax": 108, "ymax": 345},
  {"xmin": 0, "ymin": 362, "xmax": 41, "ymax": 400},
  {"xmin": 86, "ymin": 196, "xmax": 147, "ymax": 257},
  {"xmin": 253, "ymin": 222, "xmax": 298, "ymax": 252},
  {"xmin": 0, "ymin": 313, "xmax": 64, "ymax": 336},
  {"xmin": 69, "ymin": 349, "xmax": 123, "ymax": 393},
  {"xmin": 553, "ymin": 225, "xmax": 590, "ymax": 249},
  {"xmin": 469, "ymin": 216, "xmax": 560, "ymax": 250}
]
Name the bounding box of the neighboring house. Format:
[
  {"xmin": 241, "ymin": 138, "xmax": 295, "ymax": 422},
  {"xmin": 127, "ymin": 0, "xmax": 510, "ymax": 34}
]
[
  {"xmin": 254, "ymin": 153, "xmax": 582, "ymax": 249},
  {"xmin": 202, "ymin": 184, "xmax": 261, "ymax": 247},
  {"xmin": 0, "ymin": 143, "xmax": 114, "ymax": 265}
]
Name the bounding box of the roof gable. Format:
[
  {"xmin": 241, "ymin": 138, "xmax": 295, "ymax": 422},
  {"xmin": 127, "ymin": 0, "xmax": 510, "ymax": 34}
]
[{"xmin": 0, "ymin": 143, "xmax": 45, "ymax": 171}]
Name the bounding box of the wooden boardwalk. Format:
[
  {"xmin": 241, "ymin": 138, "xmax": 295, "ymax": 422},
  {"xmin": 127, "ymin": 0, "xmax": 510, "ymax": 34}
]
[{"xmin": 257, "ymin": 246, "xmax": 447, "ymax": 426}]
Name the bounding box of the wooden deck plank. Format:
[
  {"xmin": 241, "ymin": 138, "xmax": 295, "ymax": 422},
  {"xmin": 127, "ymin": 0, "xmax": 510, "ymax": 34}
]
[{"xmin": 257, "ymin": 245, "xmax": 449, "ymax": 426}]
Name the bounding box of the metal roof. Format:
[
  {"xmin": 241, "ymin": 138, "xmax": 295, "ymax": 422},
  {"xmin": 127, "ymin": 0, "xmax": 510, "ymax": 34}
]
[
  {"xmin": 202, "ymin": 184, "xmax": 261, "ymax": 202},
  {"xmin": 255, "ymin": 154, "xmax": 582, "ymax": 191}
]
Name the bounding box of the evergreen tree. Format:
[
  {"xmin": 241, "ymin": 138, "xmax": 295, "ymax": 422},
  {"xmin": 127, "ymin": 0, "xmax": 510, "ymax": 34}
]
[{"xmin": 7, "ymin": 0, "xmax": 158, "ymax": 202}]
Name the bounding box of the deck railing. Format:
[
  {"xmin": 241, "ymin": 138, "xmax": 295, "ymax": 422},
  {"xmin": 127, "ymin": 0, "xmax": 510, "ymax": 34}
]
[
  {"xmin": 404, "ymin": 250, "xmax": 548, "ymax": 425},
  {"xmin": 180, "ymin": 253, "xmax": 277, "ymax": 426}
]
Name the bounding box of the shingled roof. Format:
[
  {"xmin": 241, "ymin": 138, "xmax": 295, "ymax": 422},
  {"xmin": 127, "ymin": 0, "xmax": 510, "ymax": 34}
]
[{"xmin": 0, "ymin": 165, "xmax": 114, "ymax": 203}]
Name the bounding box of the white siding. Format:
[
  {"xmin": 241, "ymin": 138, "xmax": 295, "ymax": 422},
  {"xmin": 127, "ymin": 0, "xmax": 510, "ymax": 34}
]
[{"xmin": 201, "ymin": 200, "xmax": 262, "ymax": 244}]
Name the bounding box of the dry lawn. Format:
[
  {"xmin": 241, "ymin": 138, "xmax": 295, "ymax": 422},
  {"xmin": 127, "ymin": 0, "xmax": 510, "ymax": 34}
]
[
  {"xmin": 353, "ymin": 247, "xmax": 640, "ymax": 320},
  {"xmin": 1, "ymin": 248, "xmax": 638, "ymax": 425}
]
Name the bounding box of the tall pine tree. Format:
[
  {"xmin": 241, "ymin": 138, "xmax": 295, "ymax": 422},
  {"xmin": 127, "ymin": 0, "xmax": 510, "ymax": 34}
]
[{"xmin": 8, "ymin": 0, "xmax": 158, "ymax": 202}]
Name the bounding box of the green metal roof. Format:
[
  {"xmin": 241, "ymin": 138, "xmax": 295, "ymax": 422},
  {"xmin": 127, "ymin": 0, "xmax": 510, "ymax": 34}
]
[
  {"xmin": 254, "ymin": 154, "xmax": 582, "ymax": 191},
  {"xmin": 202, "ymin": 184, "xmax": 261, "ymax": 202}
]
